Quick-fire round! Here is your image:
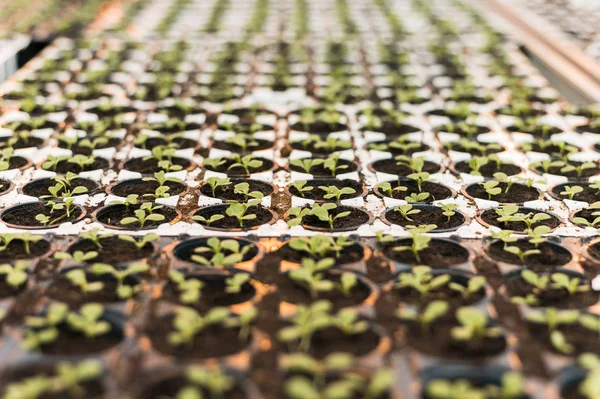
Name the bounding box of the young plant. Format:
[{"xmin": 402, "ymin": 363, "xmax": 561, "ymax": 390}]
[
  {"xmin": 110, "ymin": 194, "xmax": 139, "ymax": 209},
  {"xmin": 175, "ymin": 365, "xmax": 236, "ymax": 399},
  {"xmin": 405, "ymin": 191, "xmax": 430, "ymax": 202},
  {"xmin": 168, "ymin": 306, "xmax": 231, "ymax": 346},
  {"xmin": 288, "ymin": 235, "xmax": 354, "ymax": 259},
  {"xmin": 278, "ymin": 300, "xmax": 334, "ymax": 351},
  {"xmin": 0, "ymin": 262, "xmax": 28, "ymax": 288},
  {"xmin": 426, "ymin": 372, "xmax": 525, "ymax": 399},
  {"xmin": 228, "ymin": 154, "xmax": 263, "ymax": 174},
  {"xmin": 290, "ymin": 158, "xmax": 324, "ymax": 174},
  {"xmin": 23, "ymin": 303, "xmax": 69, "ymax": 350},
  {"xmin": 117, "ymin": 233, "xmax": 159, "ymax": 250},
  {"xmin": 573, "ymin": 202, "xmax": 600, "ymax": 228},
  {"xmin": 318, "ymin": 185, "xmax": 356, "ymax": 202},
  {"xmin": 394, "ymin": 266, "xmax": 451, "ymax": 298},
  {"xmin": 397, "ymin": 300, "xmax": 449, "ymax": 332},
  {"xmin": 0, "ymin": 233, "xmax": 44, "ymax": 255},
  {"xmin": 65, "ymin": 303, "xmax": 111, "ymax": 339},
  {"xmin": 224, "ymin": 199, "xmax": 261, "ymax": 227},
  {"xmin": 441, "ymin": 203, "xmax": 458, "ymax": 222},
  {"xmin": 225, "ymin": 273, "xmax": 251, "ymax": 294},
  {"xmin": 64, "ymin": 269, "xmax": 104, "ymax": 294},
  {"xmin": 190, "ymin": 237, "xmax": 252, "ymax": 267},
  {"xmin": 376, "ymin": 181, "xmax": 407, "ymax": 198},
  {"xmin": 120, "ymin": 203, "xmax": 165, "ymax": 228},
  {"xmin": 393, "ymin": 224, "xmax": 437, "ymax": 261},
  {"xmin": 561, "ymin": 185, "xmax": 584, "ymax": 200},
  {"xmin": 54, "ymin": 250, "xmax": 99, "ymax": 263},
  {"xmin": 451, "ymin": 307, "xmax": 503, "ymax": 341},
  {"xmin": 393, "ymin": 204, "xmax": 421, "ymax": 222},
  {"xmin": 233, "ymin": 182, "xmax": 264, "ymax": 201},
  {"xmin": 168, "ymin": 270, "xmax": 203, "ymax": 304},
  {"xmin": 77, "ymin": 229, "xmax": 112, "ymax": 249},
  {"xmin": 289, "ymin": 180, "xmax": 314, "ymax": 197},
  {"xmin": 91, "ymin": 263, "xmax": 149, "ymax": 299},
  {"xmin": 526, "ymin": 308, "xmax": 580, "ymax": 331},
  {"xmin": 205, "ymin": 176, "xmax": 231, "ymax": 196},
  {"xmin": 224, "ymin": 306, "xmax": 258, "ymax": 341},
  {"xmin": 481, "ymin": 180, "xmax": 501, "ymax": 199}
]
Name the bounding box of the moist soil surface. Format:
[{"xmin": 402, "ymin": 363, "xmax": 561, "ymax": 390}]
[
  {"xmin": 34, "ymin": 319, "xmax": 123, "ymax": 355},
  {"xmin": 572, "ymin": 208, "xmax": 600, "ymax": 227},
  {"xmin": 376, "ymin": 180, "xmax": 453, "ymax": 203},
  {"xmin": 288, "ymin": 158, "xmax": 358, "ymax": 177},
  {"xmin": 387, "ymin": 270, "xmax": 486, "ymax": 308},
  {"xmin": 162, "ymin": 273, "xmax": 256, "ymax": 312},
  {"xmin": 384, "ymin": 205, "xmax": 466, "ymax": 231},
  {"xmin": 216, "ymin": 123, "xmax": 273, "ymax": 134},
  {"xmin": 278, "ymin": 271, "xmax": 371, "ymax": 310},
  {"xmin": 507, "ymin": 125, "xmax": 562, "ymax": 136},
  {"xmin": 435, "ymin": 124, "xmax": 490, "ymax": 136},
  {"xmin": 0, "ymin": 277, "xmax": 26, "ymax": 299},
  {"xmin": 0, "ymin": 136, "xmax": 44, "ymax": 149},
  {"xmin": 204, "ymin": 157, "xmax": 275, "ymax": 176},
  {"xmin": 59, "ymin": 137, "xmax": 122, "ymax": 155},
  {"xmin": 95, "ymin": 204, "xmax": 179, "ymax": 229},
  {"xmin": 143, "ymin": 136, "xmax": 198, "ymax": 150},
  {"xmin": 174, "ymin": 238, "xmax": 259, "ymax": 264},
  {"xmin": 0, "ymin": 238, "xmax": 51, "ymax": 262},
  {"xmin": 136, "ymin": 376, "xmax": 246, "ymax": 399},
  {"xmin": 192, "ymin": 205, "xmax": 274, "ymax": 230},
  {"xmin": 67, "ymin": 235, "xmax": 154, "ymax": 264},
  {"xmin": 50, "ymin": 158, "xmax": 110, "ymax": 174},
  {"xmin": 479, "ymin": 207, "xmax": 561, "ymax": 232},
  {"xmin": 496, "ymin": 107, "xmax": 546, "ymax": 118},
  {"xmin": 290, "ymin": 121, "xmax": 348, "ymax": 134},
  {"xmin": 200, "ymin": 179, "xmax": 274, "ymax": 201},
  {"xmin": 284, "ymin": 325, "xmax": 381, "ymax": 359},
  {"xmin": 551, "ymin": 183, "xmax": 600, "ymax": 203},
  {"xmin": 454, "ymin": 161, "xmax": 522, "ymax": 177},
  {"xmin": 527, "ymin": 320, "xmax": 600, "ymax": 356},
  {"xmin": 576, "ymin": 124, "xmax": 600, "ymax": 134},
  {"xmin": 299, "ymin": 206, "xmax": 370, "ymax": 231},
  {"xmin": 290, "ymin": 141, "xmax": 351, "ymax": 156},
  {"xmin": 22, "ymin": 177, "xmax": 99, "ymax": 198},
  {"xmin": 278, "ymin": 241, "xmax": 364, "ymax": 265},
  {"xmin": 369, "ymin": 159, "xmax": 441, "ymax": 176},
  {"xmin": 444, "ymin": 141, "xmax": 504, "ymax": 156},
  {"xmin": 486, "ymin": 239, "xmax": 572, "ymax": 269},
  {"xmin": 465, "ymin": 183, "xmax": 540, "ymax": 203},
  {"xmin": 404, "ymin": 317, "xmax": 507, "ymax": 359},
  {"xmin": 360, "ymin": 122, "xmax": 421, "ymax": 136},
  {"xmin": 0, "ymin": 179, "xmax": 11, "ymax": 195},
  {"xmin": 505, "ymin": 272, "xmax": 598, "ymax": 309},
  {"xmin": 367, "ymin": 140, "xmax": 429, "ymax": 156},
  {"xmin": 148, "ymin": 314, "xmax": 250, "ymax": 359},
  {"xmin": 521, "ymin": 141, "xmax": 576, "ymax": 155},
  {"xmin": 288, "ymin": 179, "xmax": 363, "ymax": 202},
  {"xmin": 587, "ymin": 242, "xmax": 600, "ymax": 261},
  {"xmin": 381, "ymin": 239, "xmax": 470, "ymax": 268},
  {"xmin": 530, "ymin": 161, "xmax": 600, "ymax": 179},
  {"xmin": 47, "ymin": 271, "xmax": 139, "ymax": 306},
  {"xmin": 123, "ymin": 157, "xmax": 192, "ymax": 174},
  {"xmin": 213, "ymin": 138, "xmax": 274, "ymax": 154},
  {"xmin": 1, "ymin": 202, "xmax": 83, "ymax": 227},
  {"xmin": 111, "ymin": 179, "xmax": 187, "ymax": 197},
  {"xmin": 6, "ymin": 156, "xmax": 29, "ymax": 170}
]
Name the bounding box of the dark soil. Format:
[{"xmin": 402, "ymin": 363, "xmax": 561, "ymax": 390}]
[
  {"xmin": 67, "ymin": 236, "xmax": 154, "ymax": 264},
  {"xmin": 59, "ymin": 137, "xmax": 122, "ymax": 155},
  {"xmin": 204, "ymin": 157, "xmax": 275, "ymax": 176},
  {"xmin": 95, "ymin": 204, "xmax": 179, "ymax": 229},
  {"xmin": 0, "ymin": 179, "xmax": 11, "ymax": 195},
  {"xmin": 154, "ymin": 105, "xmax": 207, "ymax": 118},
  {"xmin": 465, "ymin": 182, "xmax": 540, "ymax": 203},
  {"xmin": 288, "ymin": 179, "xmax": 363, "ymax": 201},
  {"xmin": 123, "ymin": 157, "xmax": 192, "ymax": 174},
  {"xmin": 48, "ymin": 158, "xmax": 109, "ymax": 174},
  {"xmin": 386, "ymin": 270, "xmax": 486, "ymax": 308},
  {"xmin": 86, "ymin": 105, "xmax": 136, "ymax": 118},
  {"xmin": 277, "ymin": 241, "xmax": 364, "ymax": 265},
  {"xmin": 507, "ymin": 125, "xmax": 562, "ymax": 136},
  {"xmin": 443, "ymin": 141, "xmax": 504, "ymax": 156},
  {"xmin": 1, "ymin": 202, "xmax": 84, "ymax": 228},
  {"xmin": 0, "ymin": 238, "xmax": 50, "ymax": 262},
  {"xmin": 148, "ymin": 314, "xmax": 250, "ymax": 359},
  {"xmin": 366, "ymin": 140, "xmax": 429, "ymax": 156},
  {"xmin": 225, "ymin": 107, "xmax": 275, "ymax": 122},
  {"xmin": 279, "ymin": 270, "xmax": 371, "ymax": 310},
  {"xmin": 527, "ymin": 319, "xmax": 600, "ymax": 356},
  {"xmin": 505, "ymin": 271, "xmax": 598, "ymax": 309},
  {"xmin": 384, "ymin": 205, "xmax": 466, "ymax": 232},
  {"xmin": 520, "ymin": 141, "xmax": 577, "ymax": 155},
  {"xmin": 200, "ymin": 179, "xmax": 274, "ymax": 201},
  {"xmin": 33, "ymin": 317, "xmax": 123, "ymax": 355},
  {"xmin": 0, "ymin": 275, "xmax": 27, "ymax": 299},
  {"xmin": 5, "ymin": 156, "xmax": 29, "ymax": 170},
  {"xmin": 550, "ymin": 183, "xmax": 600, "ymax": 203},
  {"xmin": 479, "ymin": 207, "xmax": 561, "ymax": 232},
  {"xmin": 376, "ymin": 179, "xmax": 453, "ymax": 203},
  {"xmin": 143, "ymin": 136, "xmax": 199, "ymax": 151},
  {"xmin": 530, "ymin": 161, "xmax": 600, "ymax": 179},
  {"xmin": 162, "ymin": 273, "xmax": 256, "ymax": 312},
  {"xmin": 380, "ymin": 238, "xmax": 470, "ymax": 268},
  {"xmin": 173, "ymin": 237, "xmax": 259, "ymax": 264},
  {"xmin": 213, "ymin": 138, "xmax": 274, "ymax": 154},
  {"xmin": 0, "ymin": 136, "xmax": 44, "ymax": 149},
  {"xmin": 47, "ymin": 269, "xmax": 140, "ymax": 306},
  {"xmin": 360, "ymin": 122, "xmax": 421, "ymax": 136},
  {"xmin": 587, "ymin": 241, "xmax": 600, "ymax": 261},
  {"xmin": 298, "ymin": 206, "xmax": 370, "ymax": 231},
  {"xmin": 290, "ymin": 121, "xmax": 348, "ymax": 134},
  {"xmin": 22, "ymin": 177, "xmax": 99, "ymax": 198},
  {"xmin": 216, "ymin": 123, "xmax": 273, "ymax": 134},
  {"xmin": 283, "ymin": 324, "xmax": 381, "ymax": 359},
  {"xmin": 135, "ymin": 375, "xmax": 246, "ymax": 399},
  {"xmin": 369, "ymin": 159, "xmax": 441, "ymax": 176},
  {"xmin": 576, "ymin": 124, "xmax": 600, "ymax": 134},
  {"xmin": 435, "ymin": 124, "xmax": 491, "ymax": 136},
  {"xmin": 290, "ymin": 140, "xmax": 351, "ymax": 156},
  {"xmin": 110, "ymin": 179, "xmax": 187, "ymax": 197},
  {"xmin": 496, "ymin": 107, "xmax": 546, "ymax": 118},
  {"xmin": 454, "ymin": 161, "xmax": 522, "ymax": 177},
  {"xmin": 486, "ymin": 239, "xmax": 571, "ymax": 269},
  {"xmin": 192, "ymin": 205, "xmax": 274, "ymax": 230},
  {"xmin": 288, "ymin": 158, "xmax": 358, "ymax": 177},
  {"xmin": 572, "ymin": 208, "xmax": 600, "ymax": 227},
  {"xmin": 404, "ymin": 316, "xmax": 507, "ymax": 359}
]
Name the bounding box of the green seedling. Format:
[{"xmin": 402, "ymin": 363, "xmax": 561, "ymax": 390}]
[
  {"xmin": 393, "ymin": 224, "xmax": 437, "ymax": 261},
  {"xmin": 288, "ymin": 235, "xmax": 354, "ymax": 259},
  {"xmin": 169, "ymin": 270, "xmax": 203, "ymax": 304},
  {"xmin": 190, "ymin": 237, "xmax": 252, "ymax": 267},
  {"xmin": 65, "ymin": 269, "xmax": 104, "ymax": 294},
  {"xmin": 376, "ymin": 181, "xmax": 407, "ymax": 198},
  {"xmin": 395, "ymin": 266, "xmax": 451, "ymax": 298},
  {"xmin": 526, "ymin": 308, "xmax": 580, "ymax": 331},
  {"xmin": 290, "ymin": 158, "xmax": 324, "ymax": 174},
  {"xmin": 168, "ymin": 306, "xmax": 231, "ymax": 346},
  {"xmin": 441, "ymin": 203, "xmax": 458, "ymax": 222},
  {"xmin": 228, "ymin": 154, "xmax": 264, "ymax": 174},
  {"xmin": 319, "ymin": 185, "xmax": 356, "ymax": 202},
  {"xmin": 397, "ymin": 300, "xmax": 449, "ymax": 332},
  {"xmin": 91, "ymin": 263, "xmax": 149, "ymax": 299},
  {"xmin": 234, "ymin": 182, "xmax": 264, "ymax": 201},
  {"xmin": 289, "ymin": 180, "xmax": 313, "ymax": 197},
  {"xmin": 394, "ymin": 204, "xmax": 421, "ymax": 221},
  {"xmin": 120, "ymin": 203, "xmax": 165, "ymax": 228},
  {"xmin": 560, "ymin": 185, "xmax": 584, "ymax": 200},
  {"xmin": 573, "ymin": 202, "xmax": 600, "ymax": 228},
  {"xmin": 54, "ymin": 250, "xmax": 98, "ymax": 263},
  {"xmin": 451, "ymin": 307, "xmax": 503, "ymax": 341},
  {"xmin": 0, "ymin": 262, "xmax": 28, "ymax": 288}
]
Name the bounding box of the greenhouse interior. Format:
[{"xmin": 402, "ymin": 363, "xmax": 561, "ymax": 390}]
[{"xmin": 1, "ymin": 0, "xmax": 600, "ymax": 398}]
